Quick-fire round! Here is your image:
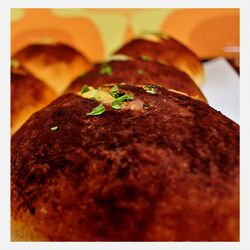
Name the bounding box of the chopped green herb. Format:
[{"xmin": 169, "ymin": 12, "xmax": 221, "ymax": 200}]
[
  {"xmin": 111, "ymin": 102, "xmax": 122, "ymax": 110},
  {"xmin": 86, "ymin": 104, "xmax": 105, "ymax": 116},
  {"xmin": 109, "ymin": 85, "xmax": 121, "ymax": 98},
  {"xmin": 80, "ymin": 84, "xmax": 90, "ymax": 94},
  {"xmin": 140, "ymin": 55, "xmax": 152, "ymax": 61},
  {"xmin": 153, "ymin": 32, "xmax": 164, "ymax": 38},
  {"xmin": 111, "ymin": 94, "xmax": 134, "ymax": 110},
  {"xmin": 145, "ymin": 89, "xmax": 157, "ymax": 94},
  {"xmin": 110, "ymin": 85, "xmax": 118, "ymax": 93},
  {"xmin": 94, "ymin": 87, "xmax": 102, "ymax": 100},
  {"xmin": 50, "ymin": 126, "xmax": 58, "ymax": 131},
  {"xmin": 143, "ymin": 85, "xmax": 158, "ymax": 95},
  {"xmin": 100, "ymin": 63, "xmax": 112, "ymax": 75},
  {"xmin": 137, "ymin": 69, "xmax": 144, "ymax": 75},
  {"xmin": 146, "ymin": 31, "xmax": 163, "ymax": 37}
]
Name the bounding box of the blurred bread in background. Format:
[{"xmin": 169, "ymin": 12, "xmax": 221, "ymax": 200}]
[
  {"xmin": 13, "ymin": 43, "xmax": 92, "ymax": 94},
  {"xmin": 11, "ymin": 60, "xmax": 56, "ymax": 134},
  {"xmin": 115, "ymin": 34, "xmax": 204, "ymax": 86},
  {"xmin": 66, "ymin": 56, "xmax": 206, "ymax": 102}
]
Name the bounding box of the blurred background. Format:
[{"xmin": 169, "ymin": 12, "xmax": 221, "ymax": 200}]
[
  {"xmin": 11, "ymin": 8, "xmax": 239, "ymax": 65},
  {"xmin": 11, "ymin": 8, "xmax": 240, "ymax": 124}
]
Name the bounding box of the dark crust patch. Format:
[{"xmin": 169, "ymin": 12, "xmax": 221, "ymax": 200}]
[{"xmin": 11, "ymin": 85, "xmax": 239, "ymax": 241}]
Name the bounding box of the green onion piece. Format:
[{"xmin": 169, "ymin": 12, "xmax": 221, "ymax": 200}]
[
  {"xmin": 99, "ymin": 63, "xmax": 112, "ymax": 75},
  {"xmin": 145, "ymin": 89, "xmax": 157, "ymax": 94},
  {"xmin": 145, "ymin": 31, "xmax": 164, "ymax": 37},
  {"xmin": 50, "ymin": 126, "xmax": 58, "ymax": 131},
  {"xmin": 80, "ymin": 84, "xmax": 90, "ymax": 94},
  {"xmin": 109, "ymin": 85, "xmax": 120, "ymax": 98},
  {"xmin": 111, "ymin": 94, "xmax": 134, "ymax": 110},
  {"xmin": 91, "ymin": 87, "xmax": 102, "ymax": 101},
  {"xmin": 111, "ymin": 102, "xmax": 122, "ymax": 110},
  {"xmin": 110, "ymin": 85, "xmax": 118, "ymax": 93},
  {"xmin": 140, "ymin": 55, "xmax": 152, "ymax": 61},
  {"xmin": 86, "ymin": 104, "xmax": 105, "ymax": 116},
  {"xmin": 137, "ymin": 69, "xmax": 144, "ymax": 75},
  {"xmin": 143, "ymin": 85, "xmax": 157, "ymax": 95}
]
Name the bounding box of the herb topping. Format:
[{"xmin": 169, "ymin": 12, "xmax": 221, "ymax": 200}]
[
  {"xmin": 140, "ymin": 55, "xmax": 152, "ymax": 61},
  {"xmin": 87, "ymin": 104, "xmax": 106, "ymax": 116},
  {"xmin": 80, "ymin": 84, "xmax": 90, "ymax": 94},
  {"xmin": 50, "ymin": 126, "xmax": 58, "ymax": 131},
  {"xmin": 99, "ymin": 63, "xmax": 112, "ymax": 75},
  {"xmin": 143, "ymin": 85, "xmax": 158, "ymax": 95},
  {"xmin": 111, "ymin": 94, "xmax": 134, "ymax": 110}
]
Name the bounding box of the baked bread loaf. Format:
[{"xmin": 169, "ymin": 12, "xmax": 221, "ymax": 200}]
[
  {"xmin": 66, "ymin": 56, "xmax": 206, "ymax": 102},
  {"xmin": 11, "ymin": 62, "xmax": 56, "ymax": 135},
  {"xmin": 13, "ymin": 43, "xmax": 91, "ymax": 94},
  {"xmin": 115, "ymin": 34, "xmax": 204, "ymax": 86},
  {"xmin": 11, "ymin": 84, "xmax": 239, "ymax": 241}
]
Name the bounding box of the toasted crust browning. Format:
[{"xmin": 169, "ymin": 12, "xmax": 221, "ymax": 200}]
[
  {"xmin": 66, "ymin": 59, "xmax": 206, "ymax": 102},
  {"xmin": 116, "ymin": 36, "xmax": 204, "ymax": 86},
  {"xmin": 13, "ymin": 43, "xmax": 92, "ymax": 94},
  {"xmin": 11, "ymin": 66, "xmax": 56, "ymax": 135},
  {"xmin": 11, "ymin": 85, "xmax": 239, "ymax": 241}
]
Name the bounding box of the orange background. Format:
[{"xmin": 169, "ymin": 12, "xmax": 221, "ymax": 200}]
[{"xmin": 11, "ymin": 8, "xmax": 239, "ymax": 62}]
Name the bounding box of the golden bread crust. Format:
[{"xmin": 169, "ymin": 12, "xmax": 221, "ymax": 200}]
[{"xmin": 13, "ymin": 43, "xmax": 92, "ymax": 94}]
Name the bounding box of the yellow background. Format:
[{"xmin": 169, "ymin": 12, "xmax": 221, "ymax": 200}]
[{"xmin": 11, "ymin": 8, "xmax": 239, "ymax": 62}]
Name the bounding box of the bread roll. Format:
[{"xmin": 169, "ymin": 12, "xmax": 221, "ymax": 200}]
[
  {"xmin": 13, "ymin": 43, "xmax": 91, "ymax": 94},
  {"xmin": 11, "ymin": 62, "xmax": 56, "ymax": 135},
  {"xmin": 11, "ymin": 84, "xmax": 239, "ymax": 241},
  {"xmin": 66, "ymin": 56, "xmax": 206, "ymax": 102},
  {"xmin": 115, "ymin": 34, "xmax": 204, "ymax": 86}
]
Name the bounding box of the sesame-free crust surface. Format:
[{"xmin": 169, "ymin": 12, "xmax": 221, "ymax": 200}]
[{"xmin": 11, "ymin": 85, "xmax": 239, "ymax": 241}]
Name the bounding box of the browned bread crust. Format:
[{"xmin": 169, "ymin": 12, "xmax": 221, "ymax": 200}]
[
  {"xmin": 116, "ymin": 36, "xmax": 204, "ymax": 86},
  {"xmin": 66, "ymin": 58, "xmax": 206, "ymax": 102},
  {"xmin": 13, "ymin": 43, "xmax": 92, "ymax": 94},
  {"xmin": 11, "ymin": 85, "xmax": 239, "ymax": 241},
  {"xmin": 11, "ymin": 66, "xmax": 56, "ymax": 135}
]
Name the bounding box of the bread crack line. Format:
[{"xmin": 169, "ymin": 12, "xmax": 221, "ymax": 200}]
[{"xmin": 81, "ymin": 84, "xmax": 154, "ymax": 116}]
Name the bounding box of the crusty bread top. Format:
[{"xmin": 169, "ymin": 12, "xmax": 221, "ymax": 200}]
[
  {"xmin": 11, "ymin": 85, "xmax": 239, "ymax": 241},
  {"xmin": 13, "ymin": 43, "xmax": 91, "ymax": 94},
  {"xmin": 14, "ymin": 43, "xmax": 87, "ymax": 63},
  {"xmin": 11, "ymin": 66, "xmax": 56, "ymax": 134},
  {"xmin": 66, "ymin": 58, "xmax": 206, "ymax": 102},
  {"xmin": 116, "ymin": 36, "xmax": 204, "ymax": 86}
]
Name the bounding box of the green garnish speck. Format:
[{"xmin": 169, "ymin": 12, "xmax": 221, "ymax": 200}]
[
  {"xmin": 143, "ymin": 85, "xmax": 158, "ymax": 95},
  {"xmin": 86, "ymin": 104, "xmax": 106, "ymax": 116},
  {"xmin": 109, "ymin": 85, "xmax": 120, "ymax": 98},
  {"xmin": 111, "ymin": 94, "xmax": 134, "ymax": 110},
  {"xmin": 100, "ymin": 63, "xmax": 112, "ymax": 75},
  {"xmin": 50, "ymin": 126, "xmax": 58, "ymax": 131},
  {"xmin": 140, "ymin": 55, "xmax": 152, "ymax": 61},
  {"xmin": 80, "ymin": 84, "xmax": 90, "ymax": 94}
]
